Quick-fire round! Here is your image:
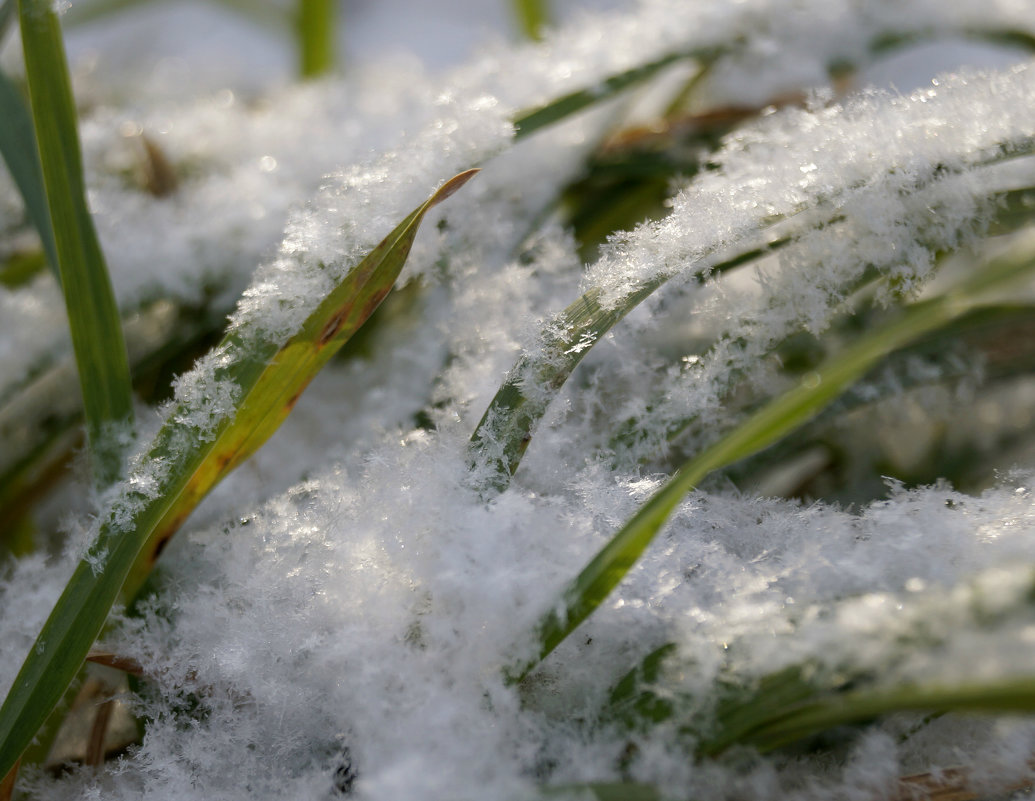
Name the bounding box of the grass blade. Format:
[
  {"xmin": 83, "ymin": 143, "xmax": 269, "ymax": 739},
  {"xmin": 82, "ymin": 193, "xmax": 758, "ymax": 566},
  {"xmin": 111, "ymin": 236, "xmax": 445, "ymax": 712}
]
[
  {"xmin": 469, "ymin": 221, "xmax": 800, "ymax": 494},
  {"xmin": 511, "ymin": 24, "xmax": 1035, "ymax": 143},
  {"xmin": 513, "ymin": 50, "xmax": 705, "ymax": 140},
  {"xmin": 470, "ymin": 147, "xmax": 1035, "ymax": 497},
  {"xmin": 469, "ymin": 281, "xmax": 661, "ymax": 492},
  {"xmin": 702, "ymin": 668, "xmax": 1035, "ymax": 756},
  {"xmin": 19, "ymin": 0, "xmax": 133, "ymax": 487},
  {"xmin": 738, "ymin": 676, "xmax": 1035, "ymax": 754},
  {"xmin": 0, "ymin": 69, "xmax": 59, "ymax": 280},
  {"xmin": 512, "ymin": 0, "xmax": 549, "ymax": 41},
  {"xmin": 0, "ymin": 170, "xmax": 477, "ymax": 781},
  {"xmin": 508, "ymin": 233, "xmax": 1035, "ymax": 681},
  {"xmin": 297, "ymin": 0, "xmax": 335, "ymax": 78}
]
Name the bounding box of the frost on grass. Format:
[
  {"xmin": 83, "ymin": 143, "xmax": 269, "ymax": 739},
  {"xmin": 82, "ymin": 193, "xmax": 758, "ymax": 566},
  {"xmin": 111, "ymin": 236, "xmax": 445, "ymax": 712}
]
[
  {"xmin": 476, "ymin": 66, "xmax": 1035, "ymax": 475},
  {"xmin": 4, "ymin": 0, "xmax": 1035, "ymax": 799}
]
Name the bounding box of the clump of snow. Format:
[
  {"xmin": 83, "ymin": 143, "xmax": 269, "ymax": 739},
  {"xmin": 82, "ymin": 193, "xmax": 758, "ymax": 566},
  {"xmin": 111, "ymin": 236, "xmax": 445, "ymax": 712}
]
[{"xmin": 3, "ymin": 0, "xmax": 1035, "ymax": 800}]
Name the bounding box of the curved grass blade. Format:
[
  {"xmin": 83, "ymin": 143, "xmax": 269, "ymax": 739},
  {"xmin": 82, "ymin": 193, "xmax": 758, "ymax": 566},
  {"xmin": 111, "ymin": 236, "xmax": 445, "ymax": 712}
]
[
  {"xmin": 0, "ymin": 69, "xmax": 58, "ymax": 280},
  {"xmin": 19, "ymin": 0, "xmax": 133, "ymax": 487},
  {"xmin": 870, "ymin": 27, "xmax": 1035, "ymax": 57},
  {"xmin": 470, "ymin": 147, "xmax": 1035, "ymax": 497},
  {"xmin": 511, "ymin": 24, "xmax": 1035, "ymax": 143},
  {"xmin": 507, "ymin": 232, "xmax": 1035, "ymax": 681},
  {"xmin": 695, "ymin": 572, "xmax": 1035, "ymax": 756},
  {"xmin": 513, "ymin": 50, "xmax": 703, "ymax": 140},
  {"xmin": 0, "ymin": 169, "xmax": 478, "ymax": 781},
  {"xmin": 606, "ymin": 184, "xmax": 1035, "ymax": 467},
  {"xmin": 703, "ymin": 669, "xmax": 1035, "ymax": 757},
  {"xmin": 468, "ymin": 215, "xmax": 804, "ymax": 495},
  {"xmin": 602, "ymin": 638, "xmax": 1035, "ymax": 760}
]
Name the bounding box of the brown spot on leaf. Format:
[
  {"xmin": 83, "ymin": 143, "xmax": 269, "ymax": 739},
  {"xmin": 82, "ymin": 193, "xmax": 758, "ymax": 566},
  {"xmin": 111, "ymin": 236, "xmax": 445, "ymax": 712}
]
[
  {"xmin": 361, "ymin": 289, "xmax": 392, "ymax": 321},
  {"xmin": 151, "ymin": 533, "xmax": 173, "ymax": 561},
  {"xmin": 285, "ymin": 387, "xmax": 305, "ymax": 413},
  {"xmin": 319, "ymin": 310, "xmax": 347, "ymax": 345},
  {"xmin": 215, "ymin": 449, "xmax": 235, "ymax": 472}
]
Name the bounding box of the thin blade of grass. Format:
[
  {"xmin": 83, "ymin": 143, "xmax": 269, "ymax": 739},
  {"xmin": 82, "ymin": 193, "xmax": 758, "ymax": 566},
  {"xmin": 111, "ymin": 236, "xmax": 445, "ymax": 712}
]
[
  {"xmin": 0, "ymin": 69, "xmax": 59, "ymax": 280},
  {"xmin": 470, "ymin": 152, "xmax": 1035, "ymax": 498},
  {"xmin": 513, "ymin": 50, "xmax": 706, "ymax": 140},
  {"xmin": 0, "ymin": 170, "xmax": 477, "ymax": 781},
  {"xmin": 468, "ymin": 219, "xmax": 803, "ymax": 495},
  {"xmin": 507, "ymin": 233, "xmax": 1035, "ymax": 681},
  {"xmin": 871, "ymin": 27, "xmax": 1035, "ymax": 56},
  {"xmin": 297, "ymin": 0, "xmax": 335, "ymax": 78},
  {"xmin": 19, "ymin": 0, "xmax": 133, "ymax": 487},
  {"xmin": 727, "ymin": 673, "xmax": 1035, "ymax": 755},
  {"xmin": 512, "ymin": 25, "xmax": 1035, "ymax": 143},
  {"xmin": 605, "ymin": 184, "xmax": 1035, "ymax": 467},
  {"xmin": 512, "ymin": 0, "xmax": 549, "ymax": 41}
]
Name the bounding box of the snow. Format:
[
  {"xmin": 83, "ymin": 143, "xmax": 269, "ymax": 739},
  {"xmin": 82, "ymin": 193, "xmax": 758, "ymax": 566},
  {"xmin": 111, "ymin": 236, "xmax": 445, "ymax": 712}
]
[{"xmin": 2, "ymin": 0, "xmax": 1035, "ymax": 799}]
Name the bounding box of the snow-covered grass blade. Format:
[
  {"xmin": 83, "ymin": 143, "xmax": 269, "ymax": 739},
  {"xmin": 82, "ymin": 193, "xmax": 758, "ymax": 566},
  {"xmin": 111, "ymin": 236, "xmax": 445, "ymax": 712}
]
[
  {"xmin": 511, "ymin": 231, "xmax": 1035, "ymax": 681},
  {"xmin": 512, "ymin": 51, "xmax": 703, "ymax": 140},
  {"xmin": 470, "ymin": 146, "xmax": 1035, "ymax": 496},
  {"xmin": 0, "ymin": 169, "xmax": 477, "ymax": 782}
]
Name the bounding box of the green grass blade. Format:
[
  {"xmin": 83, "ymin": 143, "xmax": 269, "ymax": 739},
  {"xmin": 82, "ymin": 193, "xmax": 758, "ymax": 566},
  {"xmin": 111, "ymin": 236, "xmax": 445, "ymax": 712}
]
[
  {"xmin": 512, "ymin": 0, "xmax": 549, "ymax": 41},
  {"xmin": 469, "ymin": 229, "xmax": 793, "ymax": 495},
  {"xmin": 870, "ymin": 27, "xmax": 1035, "ymax": 57},
  {"xmin": 297, "ymin": 0, "xmax": 335, "ymax": 78},
  {"xmin": 469, "ymin": 281, "xmax": 660, "ymax": 492},
  {"xmin": 606, "ymin": 184, "xmax": 1035, "ymax": 466},
  {"xmin": 734, "ymin": 674, "xmax": 1035, "ymax": 754},
  {"xmin": 0, "ymin": 170, "xmax": 477, "ymax": 780},
  {"xmin": 605, "ymin": 643, "xmax": 679, "ymax": 730},
  {"xmin": 18, "ymin": 0, "xmax": 133, "ymax": 487},
  {"xmin": 513, "ymin": 50, "xmax": 706, "ymax": 140},
  {"xmin": 510, "ymin": 24, "xmax": 1035, "ymax": 143},
  {"xmin": 508, "ymin": 234, "xmax": 1035, "ymax": 681},
  {"xmin": 471, "ymin": 147, "xmax": 1035, "ymax": 498},
  {"xmin": 0, "ymin": 69, "xmax": 59, "ymax": 280}
]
